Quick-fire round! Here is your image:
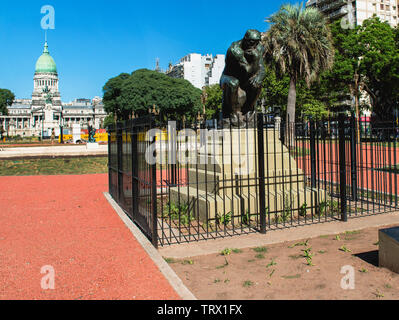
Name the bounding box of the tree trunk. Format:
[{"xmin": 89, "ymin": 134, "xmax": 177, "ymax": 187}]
[{"xmin": 285, "ymin": 77, "xmax": 297, "ymax": 147}]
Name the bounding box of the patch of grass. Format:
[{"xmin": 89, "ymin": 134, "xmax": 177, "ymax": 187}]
[
  {"xmin": 335, "ymin": 235, "xmax": 341, "ymax": 241},
  {"xmin": 216, "ymin": 212, "xmax": 232, "ymax": 226},
  {"xmin": 214, "ymin": 279, "xmax": 221, "ymax": 284},
  {"xmin": 232, "ymin": 248, "xmax": 243, "ymax": 254},
  {"xmin": 345, "ymin": 230, "xmax": 361, "ymax": 235},
  {"xmin": 359, "ymin": 268, "xmax": 368, "ymax": 273},
  {"xmin": 384, "ymin": 284, "xmax": 392, "ymax": 289},
  {"xmin": 373, "ymin": 290, "xmax": 384, "ymax": 298},
  {"xmin": 318, "ymin": 250, "xmax": 326, "ymax": 254},
  {"xmin": 243, "ymin": 280, "xmax": 254, "ymax": 288},
  {"xmin": 319, "ymin": 235, "xmax": 330, "ymax": 239},
  {"xmin": 288, "ymin": 239, "xmax": 309, "ymax": 248},
  {"xmin": 255, "ymin": 254, "xmax": 265, "ymax": 260},
  {"xmin": 253, "ymin": 247, "xmax": 268, "ymax": 253},
  {"xmin": 266, "ymin": 259, "xmax": 277, "ymax": 268},
  {"xmin": 163, "ymin": 257, "xmax": 176, "ymax": 264},
  {"xmin": 0, "ymin": 156, "xmax": 108, "ymax": 176},
  {"xmin": 224, "ymin": 279, "xmax": 230, "ymax": 284},
  {"xmin": 247, "ymin": 259, "xmax": 255, "ymax": 263},
  {"xmin": 162, "ymin": 202, "xmax": 194, "ymax": 226},
  {"xmin": 302, "ymin": 248, "xmax": 315, "ymax": 266},
  {"xmin": 299, "ymin": 202, "xmax": 307, "ymax": 217},
  {"xmin": 339, "ymin": 245, "xmax": 352, "ymax": 253},
  {"xmin": 282, "ymin": 274, "xmax": 301, "ymax": 279},
  {"xmin": 220, "ymin": 248, "xmax": 232, "ymax": 256},
  {"xmin": 182, "ymin": 259, "xmax": 194, "ymax": 265}
]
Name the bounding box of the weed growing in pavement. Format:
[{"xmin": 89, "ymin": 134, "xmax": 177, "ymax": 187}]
[
  {"xmin": 163, "ymin": 257, "xmax": 176, "ymax": 264},
  {"xmin": 373, "ymin": 290, "xmax": 384, "ymax": 298},
  {"xmin": 282, "ymin": 274, "xmax": 301, "ymax": 279},
  {"xmin": 243, "ymin": 280, "xmax": 254, "ymax": 288},
  {"xmin": 253, "ymin": 247, "xmax": 268, "ymax": 253},
  {"xmin": 266, "ymin": 259, "xmax": 277, "ymax": 268},
  {"xmin": 302, "ymin": 248, "xmax": 315, "ymax": 266},
  {"xmin": 220, "ymin": 248, "xmax": 232, "ymax": 256},
  {"xmin": 339, "ymin": 246, "xmax": 351, "ymax": 253},
  {"xmin": 289, "ymin": 239, "xmax": 309, "ymax": 248}
]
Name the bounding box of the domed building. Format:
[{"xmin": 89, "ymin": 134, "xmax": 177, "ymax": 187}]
[
  {"xmin": 0, "ymin": 39, "xmax": 107, "ymax": 138},
  {"xmin": 31, "ymin": 41, "xmax": 63, "ymax": 132}
]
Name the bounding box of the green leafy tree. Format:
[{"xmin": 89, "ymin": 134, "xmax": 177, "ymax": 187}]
[
  {"xmin": 103, "ymin": 113, "xmax": 116, "ymax": 128},
  {"xmin": 326, "ymin": 17, "xmax": 399, "ymax": 127},
  {"xmin": 102, "ymin": 73, "xmax": 130, "ymax": 120},
  {"xmin": 103, "ymin": 69, "xmax": 202, "ymax": 121},
  {"xmin": 358, "ymin": 17, "xmax": 399, "ymax": 122},
  {"xmin": 259, "ymin": 65, "xmax": 289, "ymax": 112},
  {"xmin": 0, "ymin": 88, "xmax": 15, "ymax": 116},
  {"xmin": 263, "ymin": 3, "xmax": 334, "ymax": 128},
  {"xmin": 202, "ymin": 84, "xmax": 223, "ymax": 119}
]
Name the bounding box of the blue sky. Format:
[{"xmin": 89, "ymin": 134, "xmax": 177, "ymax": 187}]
[{"xmin": 0, "ymin": 0, "xmax": 286, "ymax": 101}]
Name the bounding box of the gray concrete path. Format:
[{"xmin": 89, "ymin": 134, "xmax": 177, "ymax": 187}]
[
  {"xmin": 0, "ymin": 145, "xmax": 108, "ymax": 158},
  {"xmin": 158, "ymin": 211, "xmax": 399, "ymax": 259}
]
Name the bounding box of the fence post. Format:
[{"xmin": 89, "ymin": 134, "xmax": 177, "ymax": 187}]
[
  {"xmin": 108, "ymin": 126, "xmax": 111, "ymax": 195},
  {"xmin": 151, "ymin": 118, "xmax": 159, "ymax": 248},
  {"xmin": 257, "ymin": 113, "xmax": 267, "ymax": 234},
  {"xmin": 117, "ymin": 122, "xmax": 123, "ymax": 203},
  {"xmin": 309, "ymin": 119, "xmax": 317, "ymax": 189},
  {"xmin": 131, "ymin": 122, "xmax": 139, "ymax": 222},
  {"xmin": 350, "ymin": 112, "xmax": 358, "ymax": 201},
  {"xmin": 338, "ymin": 113, "xmax": 348, "ymax": 222}
]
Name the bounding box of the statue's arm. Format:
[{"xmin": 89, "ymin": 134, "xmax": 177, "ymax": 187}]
[{"xmin": 228, "ymin": 43, "xmax": 250, "ymax": 74}]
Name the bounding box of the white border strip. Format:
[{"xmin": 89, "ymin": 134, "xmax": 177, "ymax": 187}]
[{"xmin": 103, "ymin": 192, "xmax": 197, "ymax": 300}]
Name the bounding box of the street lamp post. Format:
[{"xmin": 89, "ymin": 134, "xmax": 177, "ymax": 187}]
[
  {"xmin": 41, "ymin": 108, "xmax": 44, "ymax": 142},
  {"xmin": 60, "ymin": 107, "xmax": 64, "ymax": 144}
]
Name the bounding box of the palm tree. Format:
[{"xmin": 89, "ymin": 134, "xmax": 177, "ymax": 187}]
[{"xmin": 263, "ymin": 3, "xmax": 334, "ymax": 144}]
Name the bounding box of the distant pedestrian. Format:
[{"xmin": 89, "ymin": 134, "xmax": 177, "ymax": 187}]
[{"xmin": 51, "ymin": 128, "xmax": 55, "ymax": 145}]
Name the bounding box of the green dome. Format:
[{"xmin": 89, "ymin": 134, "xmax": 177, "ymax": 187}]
[{"xmin": 35, "ymin": 42, "xmax": 57, "ymax": 74}]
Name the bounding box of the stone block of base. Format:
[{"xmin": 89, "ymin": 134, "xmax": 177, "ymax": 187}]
[{"xmin": 379, "ymin": 226, "xmax": 399, "ymax": 274}]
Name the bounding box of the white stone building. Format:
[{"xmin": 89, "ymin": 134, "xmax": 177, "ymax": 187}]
[
  {"xmin": 306, "ymin": 0, "xmax": 399, "ymax": 27},
  {"xmin": 166, "ymin": 53, "xmax": 225, "ymax": 89},
  {"xmin": 0, "ymin": 41, "xmax": 107, "ymax": 138}
]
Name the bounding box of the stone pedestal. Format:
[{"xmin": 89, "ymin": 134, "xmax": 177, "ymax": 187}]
[
  {"xmin": 72, "ymin": 124, "xmax": 81, "ymax": 143},
  {"xmin": 169, "ymin": 128, "xmax": 324, "ymax": 223},
  {"xmin": 86, "ymin": 142, "xmax": 99, "ymax": 150},
  {"xmin": 379, "ymin": 227, "xmax": 399, "ymax": 273}
]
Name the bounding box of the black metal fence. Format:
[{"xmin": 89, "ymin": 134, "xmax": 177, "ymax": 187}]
[{"xmin": 108, "ymin": 113, "xmax": 399, "ymax": 247}]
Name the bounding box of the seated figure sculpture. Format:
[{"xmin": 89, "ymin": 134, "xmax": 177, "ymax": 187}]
[{"xmin": 220, "ymin": 29, "xmax": 266, "ymax": 128}]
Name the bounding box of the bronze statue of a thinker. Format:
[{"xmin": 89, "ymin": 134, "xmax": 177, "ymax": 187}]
[{"xmin": 220, "ymin": 29, "xmax": 266, "ymax": 127}]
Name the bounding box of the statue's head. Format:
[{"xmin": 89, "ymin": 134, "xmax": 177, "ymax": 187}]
[{"xmin": 242, "ymin": 29, "xmax": 261, "ymax": 50}]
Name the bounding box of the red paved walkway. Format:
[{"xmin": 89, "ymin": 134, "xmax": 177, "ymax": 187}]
[{"xmin": 0, "ymin": 174, "xmax": 180, "ymax": 300}]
